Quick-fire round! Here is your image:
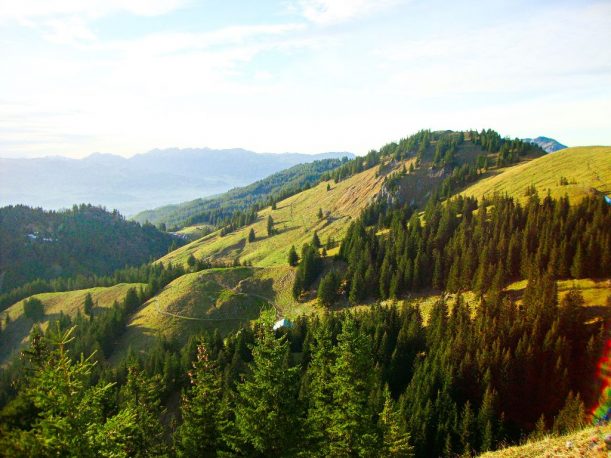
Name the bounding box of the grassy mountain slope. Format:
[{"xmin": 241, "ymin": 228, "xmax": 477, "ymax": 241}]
[
  {"xmin": 461, "ymin": 146, "xmax": 610, "ymax": 203},
  {"xmin": 0, "ymin": 283, "xmax": 144, "ymax": 365},
  {"xmin": 479, "ymin": 425, "xmax": 611, "ymax": 457},
  {"xmin": 132, "ymin": 158, "xmax": 349, "ymax": 229},
  {"xmin": 157, "ymin": 158, "xmax": 403, "ymax": 269}
]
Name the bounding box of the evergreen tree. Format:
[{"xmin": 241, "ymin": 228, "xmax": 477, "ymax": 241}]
[
  {"xmin": 328, "ymin": 317, "xmax": 378, "ymax": 456},
  {"xmin": 267, "ymin": 215, "xmax": 274, "ymax": 237},
  {"xmin": 317, "ymin": 208, "xmax": 324, "ymax": 220},
  {"xmin": 379, "ymin": 387, "xmax": 414, "ymax": 457},
  {"xmin": 248, "ymin": 228, "xmax": 256, "ymax": 243},
  {"xmin": 288, "ymin": 245, "xmax": 299, "ymax": 267},
  {"xmin": 83, "ymin": 292, "xmax": 94, "ymax": 317},
  {"xmin": 176, "ymin": 342, "xmax": 222, "ymax": 457},
  {"xmin": 312, "ymin": 231, "xmax": 321, "ymax": 248},
  {"xmin": 231, "ymin": 312, "xmax": 301, "ymax": 456},
  {"xmin": 317, "ymin": 271, "xmax": 339, "ymax": 307}
]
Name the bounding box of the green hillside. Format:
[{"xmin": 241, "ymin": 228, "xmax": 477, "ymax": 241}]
[
  {"xmin": 157, "ymin": 158, "xmax": 400, "ymax": 268},
  {"xmin": 461, "ymin": 146, "xmax": 611, "ymax": 203},
  {"xmin": 132, "ymin": 158, "xmax": 348, "ymax": 229},
  {"xmin": 0, "ymin": 283, "xmax": 144, "ymax": 365}
]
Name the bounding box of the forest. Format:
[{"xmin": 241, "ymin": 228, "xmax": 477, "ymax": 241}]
[{"xmin": 0, "ymin": 204, "xmax": 180, "ymax": 293}]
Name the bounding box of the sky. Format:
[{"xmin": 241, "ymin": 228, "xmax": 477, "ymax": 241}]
[{"xmin": 1, "ymin": 0, "xmax": 610, "ymax": 158}]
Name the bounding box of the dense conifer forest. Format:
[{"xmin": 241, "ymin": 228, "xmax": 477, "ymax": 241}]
[{"xmin": 0, "ymin": 205, "xmax": 180, "ymax": 294}]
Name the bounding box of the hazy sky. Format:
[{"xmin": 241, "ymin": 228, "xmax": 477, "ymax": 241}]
[{"xmin": 1, "ymin": 0, "xmax": 610, "ymax": 158}]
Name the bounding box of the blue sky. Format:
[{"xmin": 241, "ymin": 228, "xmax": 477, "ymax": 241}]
[{"xmin": 1, "ymin": 0, "xmax": 610, "ymax": 158}]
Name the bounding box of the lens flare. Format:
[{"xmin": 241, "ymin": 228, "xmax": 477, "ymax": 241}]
[{"xmin": 591, "ymin": 338, "xmax": 611, "ymax": 425}]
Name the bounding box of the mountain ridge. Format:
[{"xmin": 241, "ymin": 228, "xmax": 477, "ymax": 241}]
[{"xmin": 0, "ymin": 148, "xmax": 354, "ymax": 216}]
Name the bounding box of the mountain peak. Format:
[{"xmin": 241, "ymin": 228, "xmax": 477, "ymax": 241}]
[{"xmin": 523, "ymin": 136, "xmax": 567, "ymax": 153}]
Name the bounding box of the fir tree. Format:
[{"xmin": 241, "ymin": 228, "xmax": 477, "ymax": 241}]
[
  {"xmin": 267, "ymin": 215, "xmax": 274, "ymax": 237},
  {"xmin": 231, "ymin": 312, "xmax": 301, "ymax": 456},
  {"xmin": 175, "ymin": 342, "xmax": 222, "ymax": 457},
  {"xmin": 248, "ymin": 228, "xmax": 256, "ymax": 243},
  {"xmin": 288, "ymin": 245, "xmax": 299, "ymax": 267},
  {"xmin": 328, "ymin": 318, "xmax": 378, "ymax": 456},
  {"xmin": 83, "ymin": 292, "xmax": 94, "ymax": 317}
]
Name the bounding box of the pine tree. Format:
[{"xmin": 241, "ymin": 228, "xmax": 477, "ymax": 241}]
[
  {"xmin": 328, "ymin": 317, "xmax": 378, "ymax": 456},
  {"xmin": 303, "ymin": 319, "xmax": 335, "ymax": 456},
  {"xmin": 248, "ymin": 228, "xmax": 256, "ymax": 243},
  {"xmin": 288, "ymin": 245, "xmax": 299, "ymax": 266},
  {"xmin": 83, "ymin": 292, "xmax": 94, "ymax": 317},
  {"xmin": 380, "ymin": 387, "xmax": 414, "ymax": 457},
  {"xmin": 318, "ymin": 271, "xmax": 339, "ymax": 307},
  {"xmin": 312, "ymin": 231, "xmax": 321, "ymax": 248},
  {"xmin": 175, "ymin": 342, "xmax": 222, "ymax": 457},
  {"xmin": 318, "ymin": 208, "xmax": 324, "ymax": 220},
  {"xmin": 267, "ymin": 215, "xmax": 274, "ymax": 237},
  {"xmin": 231, "ymin": 312, "xmax": 301, "ymax": 456},
  {"xmin": 349, "ymin": 271, "xmax": 365, "ymax": 305},
  {"xmin": 570, "ymin": 243, "xmax": 585, "ymax": 278},
  {"xmin": 1, "ymin": 325, "xmax": 140, "ymax": 456}
]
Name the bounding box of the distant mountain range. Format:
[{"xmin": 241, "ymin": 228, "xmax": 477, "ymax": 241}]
[
  {"xmin": 523, "ymin": 136, "xmax": 567, "ymax": 153},
  {"xmin": 0, "ymin": 149, "xmax": 354, "ymax": 215}
]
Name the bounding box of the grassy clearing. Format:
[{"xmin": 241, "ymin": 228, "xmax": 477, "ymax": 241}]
[
  {"xmin": 0, "ymin": 283, "xmax": 144, "ymax": 365},
  {"xmin": 461, "ymin": 146, "xmax": 611, "ymax": 204},
  {"xmin": 157, "ymin": 159, "xmax": 404, "ymax": 269},
  {"xmin": 479, "ymin": 425, "xmax": 611, "ymax": 457},
  {"xmin": 113, "ymin": 267, "xmax": 306, "ymax": 357}
]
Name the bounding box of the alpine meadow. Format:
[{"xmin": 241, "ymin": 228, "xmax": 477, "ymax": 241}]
[{"xmin": 1, "ymin": 1, "xmax": 610, "ymax": 457}]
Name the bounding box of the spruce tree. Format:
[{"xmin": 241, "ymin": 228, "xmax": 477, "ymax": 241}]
[
  {"xmin": 248, "ymin": 228, "xmax": 256, "ymax": 243},
  {"xmin": 317, "ymin": 271, "xmax": 338, "ymax": 307},
  {"xmin": 380, "ymin": 387, "xmax": 414, "ymax": 457},
  {"xmin": 231, "ymin": 312, "xmax": 301, "ymax": 456},
  {"xmin": 267, "ymin": 215, "xmax": 274, "ymax": 237},
  {"xmin": 328, "ymin": 317, "xmax": 378, "ymax": 456},
  {"xmin": 288, "ymin": 245, "xmax": 299, "ymax": 266},
  {"xmin": 175, "ymin": 343, "xmax": 222, "ymax": 457},
  {"xmin": 83, "ymin": 292, "xmax": 94, "ymax": 317}
]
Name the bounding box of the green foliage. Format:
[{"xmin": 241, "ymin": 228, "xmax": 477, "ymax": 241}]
[
  {"xmin": 266, "ymin": 215, "xmax": 274, "ymax": 237},
  {"xmin": 175, "ymin": 342, "xmax": 222, "ymax": 457},
  {"xmin": 317, "ymin": 271, "xmax": 339, "ymax": 307},
  {"xmin": 248, "ymin": 227, "xmax": 256, "ymax": 243},
  {"xmin": 23, "ymin": 297, "xmax": 44, "ymax": 321},
  {"xmin": 0, "ymin": 204, "xmax": 179, "ymax": 292},
  {"xmin": 292, "ymin": 244, "xmax": 323, "ymax": 299},
  {"xmin": 229, "ymin": 311, "xmax": 301, "ymax": 456},
  {"xmin": 132, "ymin": 158, "xmax": 346, "ymax": 229},
  {"xmin": 83, "ymin": 293, "xmax": 94, "ymax": 317},
  {"xmin": 287, "ymin": 245, "xmax": 299, "ymax": 267},
  {"xmin": 0, "ymin": 325, "xmax": 142, "ymax": 456}
]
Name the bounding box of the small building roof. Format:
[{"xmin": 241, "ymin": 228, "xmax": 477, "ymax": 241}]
[{"xmin": 273, "ymin": 318, "xmax": 293, "ymax": 331}]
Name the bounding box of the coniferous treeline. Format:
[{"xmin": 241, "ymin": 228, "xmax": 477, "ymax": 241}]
[
  {"xmin": 0, "ymin": 261, "xmax": 184, "ymax": 312},
  {"xmin": 0, "ymin": 281, "xmax": 603, "ymax": 456},
  {"xmin": 339, "ymin": 193, "xmax": 609, "ymax": 304}
]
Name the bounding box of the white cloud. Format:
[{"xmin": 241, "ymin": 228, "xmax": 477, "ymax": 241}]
[
  {"xmin": 296, "ymin": 0, "xmax": 400, "ymax": 25},
  {"xmin": 0, "ymin": 0, "xmax": 188, "ymax": 22}
]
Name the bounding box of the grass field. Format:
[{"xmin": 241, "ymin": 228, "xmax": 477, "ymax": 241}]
[
  {"xmin": 461, "ymin": 146, "xmax": 611, "ymax": 203},
  {"xmin": 157, "ymin": 159, "xmax": 403, "ymax": 269},
  {"xmin": 112, "ymin": 266, "xmax": 307, "ymax": 357},
  {"xmin": 479, "ymin": 425, "xmax": 611, "ymax": 457},
  {"xmin": 0, "ymin": 283, "xmax": 144, "ymax": 365}
]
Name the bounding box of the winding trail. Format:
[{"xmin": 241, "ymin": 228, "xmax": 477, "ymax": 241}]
[{"xmin": 153, "ymin": 291, "xmax": 282, "ymax": 322}]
